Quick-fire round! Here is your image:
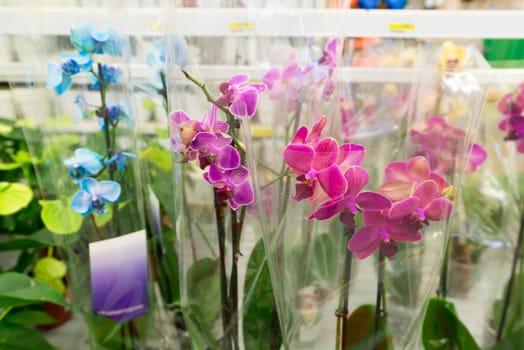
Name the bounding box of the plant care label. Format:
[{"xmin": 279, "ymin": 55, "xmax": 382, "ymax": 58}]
[{"xmin": 89, "ymin": 230, "xmax": 148, "ymax": 322}]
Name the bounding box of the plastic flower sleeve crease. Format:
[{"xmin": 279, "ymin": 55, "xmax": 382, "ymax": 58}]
[{"xmin": 11, "ymin": 19, "xmax": 157, "ymax": 350}]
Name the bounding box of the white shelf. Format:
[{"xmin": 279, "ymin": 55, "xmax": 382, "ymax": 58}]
[
  {"xmin": 3, "ymin": 62, "xmax": 524, "ymax": 85},
  {"xmin": 0, "ymin": 7, "xmax": 524, "ymax": 38}
]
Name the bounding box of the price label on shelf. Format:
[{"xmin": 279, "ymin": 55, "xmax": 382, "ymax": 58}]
[
  {"xmin": 389, "ymin": 23, "xmax": 416, "ymax": 33},
  {"xmin": 228, "ymin": 21, "xmax": 255, "ymax": 32}
]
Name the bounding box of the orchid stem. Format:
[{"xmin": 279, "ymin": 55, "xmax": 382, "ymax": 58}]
[
  {"xmin": 229, "ymin": 208, "xmax": 240, "ymax": 350},
  {"xmin": 373, "ymin": 253, "xmax": 386, "ymax": 350},
  {"xmin": 496, "ymin": 206, "xmax": 524, "ymax": 341},
  {"xmin": 96, "ymin": 63, "xmax": 121, "ymax": 237},
  {"xmin": 438, "ymin": 234, "xmax": 452, "ymax": 298},
  {"xmin": 214, "ymin": 189, "xmax": 232, "ymax": 350},
  {"xmin": 159, "ymin": 71, "xmax": 169, "ymax": 116},
  {"xmin": 336, "ymin": 226, "xmax": 354, "ymax": 350}
]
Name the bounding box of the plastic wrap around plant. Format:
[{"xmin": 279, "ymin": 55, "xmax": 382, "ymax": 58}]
[{"xmin": 9, "ymin": 19, "xmax": 156, "ymax": 350}]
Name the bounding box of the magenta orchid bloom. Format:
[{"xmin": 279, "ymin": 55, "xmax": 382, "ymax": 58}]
[
  {"xmin": 348, "ymin": 210, "xmax": 423, "ymax": 260},
  {"xmin": 388, "ymin": 179, "xmax": 452, "ymax": 222},
  {"xmin": 410, "ymin": 116, "xmax": 487, "ymax": 174},
  {"xmin": 169, "ymin": 105, "xmax": 229, "ymax": 154},
  {"xmin": 499, "ymin": 115, "xmax": 524, "ymax": 153},
  {"xmin": 204, "ymin": 164, "xmax": 254, "ymax": 210},
  {"xmin": 284, "ymin": 116, "xmax": 365, "ymax": 203},
  {"xmin": 216, "ymin": 74, "xmax": 266, "ymax": 118},
  {"xmin": 188, "ymin": 132, "xmax": 240, "ymax": 170},
  {"xmin": 309, "ymin": 166, "xmax": 391, "ymax": 227}
]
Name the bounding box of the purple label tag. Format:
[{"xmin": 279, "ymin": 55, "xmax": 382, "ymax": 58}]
[{"xmin": 89, "ymin": 230, "xmax": 148, "ymax": 322}]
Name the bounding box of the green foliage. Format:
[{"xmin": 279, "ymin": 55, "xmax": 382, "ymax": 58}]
[
  {"xmin": 243, "ymin": 239, "xmax": 282, "ymax": 350},
  {"xmin": 0, "ymin": 322, "xmax": 57, "ymax": 350},
  {"xmin": 0, "ymin": 182, "xmax": 33, "ymax": 216},
  {"xmin": 344, "ymin": 304, "xmax": 393, "ymax": 350},
  {"xmin": 33, "ymin": 257, "xmax": 67, "ymax": 295},
  {"xmin": 489, "ymin": 326, "xmax": 524, "ymax": 350},
  {"xmin": 491, "ymin": 273, "xmax": 524, "ymax": 339},
  {"xmin": 185, "ymin": 258, "xmax": 221, "ymax": 349},
  {"xmin": 39, "ymin": 198, "xmax": 82, "ymax": 235},
  {"xmin": 0, "ymin": 272, "xmax": 68, "ymax": 308},
  {"xmin": 4, "ymin": 310, "xmax": 57, "ymax": 326},
  {"xmin": 422, "ymin": 297, "xmax": 480, "ymax": 350}
]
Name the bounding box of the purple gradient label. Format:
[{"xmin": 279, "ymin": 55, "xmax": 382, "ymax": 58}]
[{"xmin": 89, "ymin": 230, "xmax": 148, "ymax": 322}]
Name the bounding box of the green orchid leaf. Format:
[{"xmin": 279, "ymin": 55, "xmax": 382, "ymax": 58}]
[
  {"xmin": 0, "ymin": 182, "xmax": 33, "ymax": 216},
  {"xmin": 0, "ymin": 272, "xmax": 68, "ymax": 308},
  {"xmin": 243, "ymin": 239, "xmax": 282, "ymax": 350},
  {"xmin": 0, "ymin": 322, "xmax": 58, "ymax": 350},
  {"xmin": 0, "ymin": 121, "xmax": 14, "ymax": 135},
  {"xmin": 310, "ymin": 233, "xmax": 338, "ymax": 284},
  {"xmin": 4, "ymin": 310, "xmax": 57, "ymax": 326},
  {"xmin": 422, "ymin": 297, "xmax": 480, "ymax": 350},
  {"xmin": 142, "ymin": 145, "xmax": 172, "ymax": 173},
  {"xmin": 491, "ymin": 273, "xmax": 524, "ymax": 338},
  {"xmin": 40, "ymin": 199, "xmax": 82, "ymax": 235},
  {"xmin": 0, "ymin": 228, "xmax": 78, "ymax": 251},
  {"xmin": 489, "ymin": 326, "xmax": 524, "ymax": 350},
  {"xmin": 344, "ymin": 304, "xmax": 393, "ymax": 350},
  {"xmin": 185, "ymin": 257, "xmax": 221, "ymax": 348}
]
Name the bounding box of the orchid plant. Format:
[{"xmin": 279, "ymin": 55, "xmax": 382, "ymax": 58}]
[
  {"xmin": 493, "ymin": 84, "xmax": 524, "ymax": 345},
  {"xmin": 45, "ymin": 23, "xmax": 145, "ymax": 350}
]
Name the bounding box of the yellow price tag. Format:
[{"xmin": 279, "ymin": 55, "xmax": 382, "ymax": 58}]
[
  {"xmin": 148, "ymin": 22, "xmax": 165, "ymax": 31},
  {"xmin": 389, "ymin": 23, "xmax": 415, "ymax": 32},
  {"xmin": 228, "ymin": 22, "xmax": 255, "ymax": 31}
]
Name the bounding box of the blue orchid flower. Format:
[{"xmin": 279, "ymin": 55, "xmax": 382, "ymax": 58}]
[
  {"xmin": 71, "ymin": 177, "xmax": 121, "ymax": 216},
  {"xmin": 74, "ymin": 96, "xmax": 90, "ymax": 120},
  {"xmin": 97, "ymin": 101, "xmax": 132, "ymax": 130},
  {"xmin": 105, "ymin": 151, "xmax": 137, "ymax": 171},
  {"xmin": 46, "ymin": 53, "xmax": 92, "ymax": 95},
  {"xmin": 63, "ymin": 148, "xmax": 104, "ymax": 179},
  {"xmin": 70, "ymin": 23, "xmax": 126, "ymax": 56},
  {"xmin": 90, "ymin": 64, "xmax": 122, "ymax": 90}
]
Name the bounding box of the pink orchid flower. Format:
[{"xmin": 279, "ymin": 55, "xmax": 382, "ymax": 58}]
[
  {"xmin": 169, "ymin": 105, "xmax": 229, "ymax": 154},
  {"xmin": 216, "ymin": 74, "xmax": 266, "ymax": 118},
  {"xmin": 410, "ymin": 116, "xmax": 487, "ymax": 174},
  {"xmin": 380, "ymin": 156, "xmax": 449, "ymax": 202},
  {"xmin": 499, "ymin": 115, "xmax": 524, "ymax": 153},
  {"xmin": 204, "ymin": 164, "xmax": 254, "ymax": 210},
  {"xmin": 263, "ymin": 57, "xmax": 305, "ymax": 112},
  {"xmin": 309, "ymin": 166, "xmax": 391, "ymax": 227},
  {"xmin": 348, "ymin": 209, "xmax": 423, "ymax": 260}
]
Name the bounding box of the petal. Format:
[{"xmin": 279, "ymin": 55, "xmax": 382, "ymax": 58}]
[
  {"xmin": 311, "ymin": 137, "xmax": 339, "ymax": 170},
  {"xmin": 388, "ymin": 229, "xmax": 422, "ymax": 243},
  {"xmin": 290, "ymin": 126, "xmax": 308, "ymax": 144},
  {"xmin": 190, "ymin": 132, "xmax": 217, "ymax": 149},
  {"xmin": 217, "ymin": 145, "xmax": 241, "ymax": 170},
  {"xmin": 283, "ymin": 144, "xmax": 314, "ymax": 175},
  {"xmin": 251, "ymin": 83, "xmax": 267, "ymax": 93},
  {"xmin": 384, "ymin": 161, "xmax": 409, "ymax": 182},
  {"xmin": 389, "ymin": 196, "xmax": 420, "ymax": 219},
  {"xmin": 380, "ymin": 181, "xmax": 414, "ymax": 201},
  {"xmin": 344, "ymin": 166, "xmax": 369, "ymax": 196},
  {"xmin": 46, "ymin": 61, "xmax": 63, "ymax": 89},
  {"xmin": 338, "ymin": 143, "xmax": 365, "ymax": 169},
  {"xmin": 169, "ymin": 110, "xmax": 191, "ymax": 126},
  {"xmin": 55, "ymin": 76, "xmax": 73, "ymax": 95},
  {"xmin": 214, "ymin": 133, "xmax": 233, "ymax": 148},
  {"xmin": 262, "ymin": 68, "xmax": 281, "ymax": 89},
  {"xmin": 425, "ymin": 198, "xmax": 453, "ymax": 221},
  {"xmin": 79, "ymin": 177, "xmax": 98, "ymax": 194},
  {"xmin": 348, "ymin": 226, "xmax": 381, "ymax": 260},
  {"xmin": 307, "ymin": 116, "xmax": 327, "ymax": 144},
  {"xmin": 317, "ymin": 164, "xmax": 347, "ymax": 199},
  {"xmin": 230, "ymin": 88, "xmax": 258, "ymax": 118},
  {"xmin": 97, "ymin": 181, "xmax": 121, "ymax": 203},
  {"xmin": 363, "ymin": 210, "xmax": 387, "ymax": 228},
  {"xmin": 71, "ymin": 190, "xmax": 92, "ymax": 215},
  {"xmin": 308, "ymin": 198, "xmax": 347, "ymax": 221},
  {"xmin": 293, "ymin": 183, "xmax": 313, "ymax": 201},
  {"xmin": 406, "ymin": 156, "xmax": 431, "ymax": 182},
  {"xmin": 229, "ymin": 74, "xmax": 249, "ymax": 87},
  {"xmin": 232, "ymin": 181, "xmax": 254, "ymax": 208},
  {"xmin": 206, "ymin": 164, "xmax": 225, "ymax": 184},
  {"xmin": 229, "ymin": 166, "xmax": 249, "ymax": 184},
  {"xmin": 413, "ymin": 180, "xmax": 439, "ymax": 208},
  {"xmin": 429, "ymin": 173, "xmax": 450, "ymax": 192},
  {"xmin": 75, "ymin": 148, "xmax": 103, "ymax": 174},
  {"xmin": 356, "ymin": 191, "xmax": 391, "ymax": 211}
]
